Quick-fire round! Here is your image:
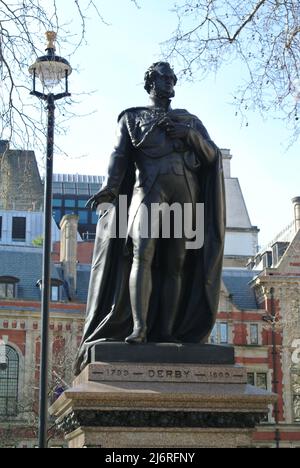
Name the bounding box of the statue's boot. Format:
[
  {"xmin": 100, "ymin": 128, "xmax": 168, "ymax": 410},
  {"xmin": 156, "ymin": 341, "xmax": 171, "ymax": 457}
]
[
  {"xmin": 127, "ymin": 253, "xmax": 152, "ymax": 344},
  {"xmin": 125, "ymin": 325, "xmax": 147, "ymax": 344}
]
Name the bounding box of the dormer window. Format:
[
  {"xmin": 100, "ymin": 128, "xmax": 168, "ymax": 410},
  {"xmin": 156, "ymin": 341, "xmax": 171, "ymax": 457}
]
[
  {"xmin": 36, "ymin": 278, "xmax": 64, "ymax": 302},
  {"xmin": 51, "ymin": 285, "xmax": 60, "ymax": 302},
  {"xmin": 0, "ymin": 277, "xmax": 19, "ymax": 299}
]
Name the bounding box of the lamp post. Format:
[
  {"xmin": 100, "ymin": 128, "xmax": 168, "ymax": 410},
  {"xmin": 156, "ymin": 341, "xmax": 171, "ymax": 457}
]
[{"xmin": 29, "ymin": 32, "xmax": 72, "ymax": 449}]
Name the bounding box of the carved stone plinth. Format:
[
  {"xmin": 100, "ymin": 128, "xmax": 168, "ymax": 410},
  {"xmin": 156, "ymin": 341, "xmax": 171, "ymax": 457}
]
[{"xmin": 50, "ymin": 344, "xmax": 276, "ymax": 448}]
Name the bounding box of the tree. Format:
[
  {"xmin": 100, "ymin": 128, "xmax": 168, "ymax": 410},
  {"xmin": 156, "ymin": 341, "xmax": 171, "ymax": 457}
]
[
  {"xmin": 0, "ymin": 0, "xmax": 107, "ymax": 153},
  {"xmin": 0, "ymin": 333, "xmax": 76, "ymax": 448},
  {"xmin": 163, "ymin": 0, "xmax": 300, "ymax": 141},
  {"xmin": 32, "ymin": 236, "xmax": 44, "ymax": 248}
]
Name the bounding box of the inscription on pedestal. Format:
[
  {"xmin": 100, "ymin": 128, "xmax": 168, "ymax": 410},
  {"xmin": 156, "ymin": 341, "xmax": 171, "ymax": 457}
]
[{"xmin": 86, "ymin": 363, "xmax": 247, "ymax": 384}]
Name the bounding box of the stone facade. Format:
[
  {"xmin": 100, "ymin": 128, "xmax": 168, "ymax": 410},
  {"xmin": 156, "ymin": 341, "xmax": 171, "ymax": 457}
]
[
  {"xmin": 0, "ymin": 301, "xmax": 84, "ymax": 448},
  {"xmin": 50, "ymin": 359, "xmax": 275, "ymax": 449},
  {"xmin": 0, "ymin": 141, "xmax": 43, "ymax": 212}
]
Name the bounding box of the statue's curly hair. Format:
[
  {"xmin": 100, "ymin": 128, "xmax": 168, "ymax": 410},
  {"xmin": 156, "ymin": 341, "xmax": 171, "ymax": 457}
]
[{"xmin": 144, "ymin": 62, "xmax": 178, "ymax": 94}]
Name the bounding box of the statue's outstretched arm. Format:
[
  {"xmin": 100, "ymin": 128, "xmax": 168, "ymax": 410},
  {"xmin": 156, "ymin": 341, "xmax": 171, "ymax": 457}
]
[{"xmin": 87, "ymin": 116, "xmax": 131, "ymax": 209}]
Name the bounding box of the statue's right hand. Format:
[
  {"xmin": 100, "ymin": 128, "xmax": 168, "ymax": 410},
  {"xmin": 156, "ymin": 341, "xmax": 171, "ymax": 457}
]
[{"xmin": 85, "ymin": 188, "xmax": 117, "ymax": 210}]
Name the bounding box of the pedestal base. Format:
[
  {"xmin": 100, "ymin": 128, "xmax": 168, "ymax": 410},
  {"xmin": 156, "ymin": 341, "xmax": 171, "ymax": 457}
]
[
  {"xmin": 66, "ymin": 427, "xmax": 259, "ymax": 449},
  {"xmin": 50, "ymin": 344, "xmax": 276, "ymax": 449}
]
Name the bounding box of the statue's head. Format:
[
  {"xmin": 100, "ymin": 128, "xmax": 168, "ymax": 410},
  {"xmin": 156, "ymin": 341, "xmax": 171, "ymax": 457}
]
[{"xmin": 144, "ymin": 62, "xmax": 178, "ymax": 99}]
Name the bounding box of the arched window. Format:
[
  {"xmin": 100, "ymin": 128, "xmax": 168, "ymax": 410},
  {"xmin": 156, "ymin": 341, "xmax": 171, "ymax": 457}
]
[{"xmin": 0, "ymin": 345, "xmax": 19, "ymax": 416}]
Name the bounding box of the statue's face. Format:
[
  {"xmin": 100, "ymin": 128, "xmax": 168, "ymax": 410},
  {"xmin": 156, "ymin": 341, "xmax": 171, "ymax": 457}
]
[{"xmin": 150, "ymin": 64, "xmax": 176, "ymax": 99}]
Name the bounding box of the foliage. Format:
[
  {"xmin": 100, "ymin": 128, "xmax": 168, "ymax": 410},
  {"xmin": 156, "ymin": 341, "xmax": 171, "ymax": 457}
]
[{"xmin": 32, "ymin": 235, "xmax": 44, "ymax": 247}]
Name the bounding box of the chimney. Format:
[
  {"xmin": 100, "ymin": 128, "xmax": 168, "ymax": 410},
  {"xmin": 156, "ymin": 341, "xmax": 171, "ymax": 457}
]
[
  {"xmin": 221, "ymin": 149, "xmax": 232, "ymax": 178},
  {"xmin": 0, "ymin": 140, "xmax": 9, "ymax": 154},
  {"xmin": 60, "ymin": 214, "xmax": 79, "ymax": 300},
  {"xmin": 293, "ymin": 197, "xmax": 300, "ymax": 232}
]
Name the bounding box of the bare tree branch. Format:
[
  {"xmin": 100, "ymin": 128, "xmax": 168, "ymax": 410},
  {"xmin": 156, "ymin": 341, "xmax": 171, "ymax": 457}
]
[
  {"xmin": 0, "ymin": 0, "xmax": 111, "ymax": 158},
  {"xmin": 162, "ymin": 0, "xmax": 300, "ymax": 142}
]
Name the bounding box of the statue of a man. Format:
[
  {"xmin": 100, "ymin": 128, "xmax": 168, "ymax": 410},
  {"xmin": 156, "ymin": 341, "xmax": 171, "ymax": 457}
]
[{"xmin": 74, "ymin": 62, "xmax": 225, "ymax": 376}]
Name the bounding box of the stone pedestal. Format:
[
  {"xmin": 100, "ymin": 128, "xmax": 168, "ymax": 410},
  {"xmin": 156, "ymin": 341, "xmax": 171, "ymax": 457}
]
[{"xmin": 50, "ymin": 344, "xmax": 276, "ymax": 449}]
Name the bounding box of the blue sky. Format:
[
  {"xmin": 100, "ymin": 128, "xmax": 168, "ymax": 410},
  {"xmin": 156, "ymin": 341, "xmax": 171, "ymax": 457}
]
[{"xmin": 48, "ymin": 0, "xmax": 299, "ymax": 247}]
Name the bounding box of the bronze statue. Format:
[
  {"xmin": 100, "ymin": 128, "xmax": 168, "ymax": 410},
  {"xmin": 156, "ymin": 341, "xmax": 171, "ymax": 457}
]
[{"xmin": 74, "ymin": 62, "xmax": 226, "ymax": 376}]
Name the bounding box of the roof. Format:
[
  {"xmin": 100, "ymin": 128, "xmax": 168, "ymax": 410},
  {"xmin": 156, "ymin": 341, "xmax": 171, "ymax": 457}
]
[
  {"xmin": 0, "ymin": 245, "xmax": 90, "ymax": 304},
  {"xmin": 76, "ymin": 267, "xmax": 91, "ymax": 303},
  {"xmin": 225, "ymin": 178, "xmax": 253, "ymax": 229},
  {"xmin": 53, "ymin": 174, "xmax": 104, "ymax": 184},
  {"xmin": 222, "ymin": 269, "xmax": 260, "ymax": 310},
  {"xmin": 0, "ymin": 248, "xmax": 60, "ymax": 301}
]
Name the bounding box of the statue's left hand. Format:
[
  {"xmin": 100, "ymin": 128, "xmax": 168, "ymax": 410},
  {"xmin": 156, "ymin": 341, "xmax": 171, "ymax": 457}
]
[
  {"xmin": 85, "ymin": 188, "xmax": 117, "ymax": 210},
  {"xmin": 159, "ymin": 117, "xmax": 191, "ymax": 140}
]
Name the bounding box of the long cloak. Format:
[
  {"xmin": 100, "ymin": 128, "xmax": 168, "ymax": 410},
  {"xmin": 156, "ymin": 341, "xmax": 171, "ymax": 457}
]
[{"xmin": 74, "ymin": 108, "xmax": 226, "ymax": 376}]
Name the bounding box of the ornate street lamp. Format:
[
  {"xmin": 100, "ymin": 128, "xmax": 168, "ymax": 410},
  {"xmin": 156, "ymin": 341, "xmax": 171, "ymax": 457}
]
[{"xmin": 29, "ymin": 32, "xmax": 72, "ymax": 449}]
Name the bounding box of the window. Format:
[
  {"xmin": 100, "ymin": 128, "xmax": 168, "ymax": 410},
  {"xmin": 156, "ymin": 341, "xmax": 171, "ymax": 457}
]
[
  {"xmin": 64, "ymin": 199, "xmax": 76, "ymax": 208},
  {"xmin": 78, "ymin": 199, "xmax": 89, "ymax": 209},
  {"xmin": 247, "ymin": 372, "xmax": 268, "ymax": 390},
  {"xmin": 248, "ymin": 372, "xmax": 269, "ymax": 422},
  {"xmin": 0, "ymin": 277, "xmax": 19, "ymax": 299},
  {"xmin": 53, "ymin": 199, "xmax": 63, "ymax": 208},
  {"xmin": 257, "ymin": 373, "xmax": 268, "ymax": 390},
  {"xmin": 12, "ymin": 217, "xmax": 26, "ymax": 242},
  {"xmin": 37, "ymin": 279, "xmax": 63, "ymax": 302},
  {"xmin": 92, "ymin": 211, "xmax": 99, "ymax": 224},
  {"xmin": 51, "ymin": 285, "xmax": 60, "ymax": 302},
  {"xmin": 250, "ymin": 324, "xmax": 259, "ymax": 345},
  {"xmin": 77, "ymin": 183, "xmax": 89, "ymax": 195},
  {"xmin": 89, "ymin": 184, "xmax": 100, "ymax": 195},
  {"xmin": 209, "ymin": 323, "xmax": 229, "ymax": 344},
  {"xmin": 247, "ymin": 373, "xmax": 255, "ymax": 386},
  {"xmin": 64, "ymin": 183, "xmax": 76, "ymax": 195},
  {"xmin": 0, "ymin": 283, "xmax": 14, "ymax": 299},
  {"xmin": 53, "ymin": 182, "xmax": 63, "ymax": 194},
  {"xmin": 78, "ymin": 211, "xmax": 88, "ymax": 224},
  {"xmin": 0, "ymin": 345, "xmax": 19, "ymax": 416},
  {"xmin": 220, "ymin": 323, "xmax": 228, "ymax": 344},
  {"xmin": 210, "ymin": 325, "xmax": 217, "ymax": 344}
]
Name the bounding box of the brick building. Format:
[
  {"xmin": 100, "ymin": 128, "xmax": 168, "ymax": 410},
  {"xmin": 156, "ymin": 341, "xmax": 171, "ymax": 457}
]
[
  {"xmin": 0, "ymin": 215, "xmax": 88, "ymax": 448},
  {"xmin": 0, "ymin": 141, "xmax": 299, "ymax": 447}
]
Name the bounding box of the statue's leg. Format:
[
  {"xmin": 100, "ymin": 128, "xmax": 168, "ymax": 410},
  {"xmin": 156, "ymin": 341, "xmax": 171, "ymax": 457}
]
[
  {"xmin": 160, "ymin": 237, "xmax": 187, "ymax": 341},
  {"xmin": 126, "ymin": 213, "xmax": 157, "ymax": 344}
]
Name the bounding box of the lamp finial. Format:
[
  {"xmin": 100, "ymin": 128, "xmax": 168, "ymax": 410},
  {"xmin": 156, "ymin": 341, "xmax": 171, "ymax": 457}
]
[{"xmin": 46, "ymin": 31, "xmax": 57, "ymax": 50}]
